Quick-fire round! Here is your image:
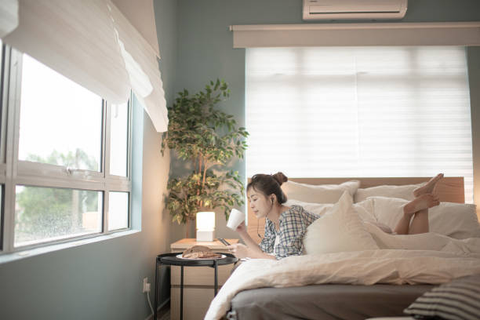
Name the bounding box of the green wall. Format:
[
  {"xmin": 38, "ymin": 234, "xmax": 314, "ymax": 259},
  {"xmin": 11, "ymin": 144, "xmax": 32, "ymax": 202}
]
[{"xmin": 172, "ymin": 0, "xmax": 480, "ymax": 240}]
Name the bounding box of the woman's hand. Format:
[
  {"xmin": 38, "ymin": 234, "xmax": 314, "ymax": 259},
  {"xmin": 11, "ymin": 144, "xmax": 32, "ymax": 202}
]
[
  {"xmin": 227, "ymin": 243, "xmax": 249, "ymax": 259},
  {"xmin": 235, "ymin": 221, "xmax": 247, "ymax": 235}
]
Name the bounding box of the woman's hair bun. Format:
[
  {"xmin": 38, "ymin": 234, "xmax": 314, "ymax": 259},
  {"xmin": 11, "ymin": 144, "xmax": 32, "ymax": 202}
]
[{"xmin": 272, "ymin": 172, "xmax": 288, "ymax": 186}]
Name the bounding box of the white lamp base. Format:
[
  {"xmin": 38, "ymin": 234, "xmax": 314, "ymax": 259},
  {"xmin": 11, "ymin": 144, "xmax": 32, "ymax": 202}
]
[{"xmin": 196, "ymin": 230, "xmax": 215, "ymax": 242}]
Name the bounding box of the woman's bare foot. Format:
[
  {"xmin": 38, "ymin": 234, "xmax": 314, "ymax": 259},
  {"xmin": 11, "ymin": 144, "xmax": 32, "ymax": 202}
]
[
  {"xmin": 413, "ymin": 173, "xmax": 444, "ymax": 197},
  {"xmin": 403, "ymin": 193, "xmax": 440, "ymax": 216}
]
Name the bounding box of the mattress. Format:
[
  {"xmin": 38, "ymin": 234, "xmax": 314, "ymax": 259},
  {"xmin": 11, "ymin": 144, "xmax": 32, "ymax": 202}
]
[{"xmin": 227, "ymin": 284, "xmax": 435, "ymax": 320}]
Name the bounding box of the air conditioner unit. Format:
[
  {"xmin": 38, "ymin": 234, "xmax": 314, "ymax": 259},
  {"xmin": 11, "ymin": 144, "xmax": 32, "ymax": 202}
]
[{"xmin": 303, "ymin": 0, "xmax": 408, "ymax": 21}]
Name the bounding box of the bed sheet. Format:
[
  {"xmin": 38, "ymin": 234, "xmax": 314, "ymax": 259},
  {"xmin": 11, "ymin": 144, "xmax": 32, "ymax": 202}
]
[{"xmin": 228, "ymin": 284, "xmax": 434, "ymax": 320}]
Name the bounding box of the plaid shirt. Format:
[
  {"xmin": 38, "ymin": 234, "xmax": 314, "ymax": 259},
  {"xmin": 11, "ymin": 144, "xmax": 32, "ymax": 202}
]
[{"xmin": 259, "ymin": 205, "xmax": 319, "ymax": 259}]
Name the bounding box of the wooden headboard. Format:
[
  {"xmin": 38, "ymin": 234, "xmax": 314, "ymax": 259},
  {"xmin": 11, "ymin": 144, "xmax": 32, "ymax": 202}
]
[{"xmin": 247, "ymin": 177, "xmax": 465, "ymax": 243}]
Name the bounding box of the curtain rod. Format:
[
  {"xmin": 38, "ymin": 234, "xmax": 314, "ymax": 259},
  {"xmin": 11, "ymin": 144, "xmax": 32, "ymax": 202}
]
[{"xmin": 229, "ymin": 21, "xmax": 480, "ymax": 32}]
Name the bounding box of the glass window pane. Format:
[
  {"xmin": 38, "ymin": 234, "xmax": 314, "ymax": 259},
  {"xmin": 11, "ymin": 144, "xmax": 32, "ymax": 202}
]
[
  {"xmin": 110, "ymin": 103, "xmax": 128, "ymax": 176},
  {"xmin": 14, "ymin": 186, "xmax": 102, "ymax": 247},
  {"xmin": 1, "ymin": 40, "xmax": 4, "ymax": 163},
  {"xmin": 0, "ymin": 185, "xmax": 2, "ymax": 250},
  {"xmin": 108, "ymin": 192, "xmax": 129, "ymax": 231},
  {"xmin": 18, "ymin": 54, "xmax": 103, "ymax": 171}
]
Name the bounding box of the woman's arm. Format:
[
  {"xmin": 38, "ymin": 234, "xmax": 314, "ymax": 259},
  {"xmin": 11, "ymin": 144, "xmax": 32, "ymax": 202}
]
[
  {"xmin": 228, "ymin": 243, "xmax": 276, "ymax": 260},
  {"xmin": 236, "ymin": 222, "xmax": 259, "ymax": 248},
  {"xmin": 229, "ymin": 222, "xmax": 276, "ymax": 260}
]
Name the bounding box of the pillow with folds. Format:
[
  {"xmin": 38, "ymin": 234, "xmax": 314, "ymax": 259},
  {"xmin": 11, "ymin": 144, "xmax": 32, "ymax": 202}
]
[
  {"xmin": 303, "ymin": 192, "xmax": 379, "ymax": 255},
  {"xmin": 282, "ymin": 180, "xmax": 360, "ymax": 204},
  {"xmin": 404, "ymin": 274, "xmax": 480, "ymax": 320},
  {"xmin": 354, "ymin": 184, "xmax": 423, "ymax": 203},
  {"xmin": 366, "ymin": 196, "xmax": 480, "ymax": 239},
  {"xmin": 353, "ymin": 199, "xmax": 377, "ymax": 223},
  {"xmin": 285, "ymin": 199, "xmax": 333, "ymax": 217}
]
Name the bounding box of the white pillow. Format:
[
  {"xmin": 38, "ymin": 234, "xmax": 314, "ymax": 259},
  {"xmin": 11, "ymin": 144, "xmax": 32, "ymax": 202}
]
[
  {"xmin": 430, "ymin": 202, "xmax": 480, "ymax": 239},
  {"xmin": 354, "ymin": 184, "xmax": 423, "ymax": 203},
  {"xmin": 366, "ymin": 196, "xmax": 480, "ymax": 239},
  {"xmin": 353, "ymin": 200, "xmax": 377, "ymax": 223},
  {"xmin": 303, "ymin": 192, "xmax": 379, "ymax": 255},
  {"xmin": 285, "ymin": 199, "xmax": 333, "ymax": 217},
  {"xmin": 282, "ymin": 180, "xmax": 360, "ymax": 204}
]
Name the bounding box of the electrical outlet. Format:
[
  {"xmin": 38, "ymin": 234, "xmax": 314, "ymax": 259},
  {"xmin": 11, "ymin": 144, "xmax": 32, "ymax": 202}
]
[{"xmin": 142, "ymin": 277, "xmax": 150, "ymax": 293}]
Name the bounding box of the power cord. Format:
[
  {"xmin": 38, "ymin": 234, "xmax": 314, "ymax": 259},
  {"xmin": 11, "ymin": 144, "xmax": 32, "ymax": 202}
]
[{"xmin": 146, "ymin": 289, "xmax": 154, "ymax": 316}]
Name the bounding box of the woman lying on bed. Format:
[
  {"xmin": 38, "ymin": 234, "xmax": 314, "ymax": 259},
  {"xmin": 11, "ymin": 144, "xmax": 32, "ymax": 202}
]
[
  {"xmin": 228, "ymin": 172, "xmax": 445, "ymax": 260},
  {"xmin": 229, "ymin": 172, "xmax": 319, "ymax": 260}
]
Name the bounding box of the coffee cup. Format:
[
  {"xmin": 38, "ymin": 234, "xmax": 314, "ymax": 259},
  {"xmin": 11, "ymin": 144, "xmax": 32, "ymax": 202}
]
[{"xmin": 226, "ymin": 208, "xmax": 245, "ymax": 230}]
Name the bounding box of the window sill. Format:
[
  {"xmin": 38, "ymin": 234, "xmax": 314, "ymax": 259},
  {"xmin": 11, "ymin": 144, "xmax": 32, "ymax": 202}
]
[{"xmin": 0, "ymin": 229, "xmax": 140, "ymax": 265}]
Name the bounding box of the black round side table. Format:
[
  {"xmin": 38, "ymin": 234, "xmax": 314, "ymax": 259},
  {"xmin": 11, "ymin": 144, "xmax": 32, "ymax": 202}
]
[{"xmin": 154, "ymin": 252, "xmax": 238, "ymax": 320}]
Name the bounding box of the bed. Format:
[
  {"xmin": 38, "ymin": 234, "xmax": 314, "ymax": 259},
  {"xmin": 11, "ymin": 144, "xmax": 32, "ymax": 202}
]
[{"xmin": 205, "ymin": 177, "xmax": 480, "ymax": 320}]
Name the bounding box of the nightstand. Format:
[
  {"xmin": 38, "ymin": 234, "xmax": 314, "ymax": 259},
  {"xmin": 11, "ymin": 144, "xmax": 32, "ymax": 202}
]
[{"xmin": 169, "ymin": 238, "xmax": 239, "ymax": 320}]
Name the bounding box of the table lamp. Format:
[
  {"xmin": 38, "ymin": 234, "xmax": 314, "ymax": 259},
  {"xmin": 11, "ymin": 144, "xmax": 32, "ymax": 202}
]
[{"xmin": 196, "ymin": 211, "xmax": 215, "ymax": 241}]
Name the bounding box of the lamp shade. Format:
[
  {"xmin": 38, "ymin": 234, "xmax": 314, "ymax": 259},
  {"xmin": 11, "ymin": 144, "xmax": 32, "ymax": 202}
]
[{"xmin": 196, "ymin": 211, "xmax": 215, "ymax": 242}]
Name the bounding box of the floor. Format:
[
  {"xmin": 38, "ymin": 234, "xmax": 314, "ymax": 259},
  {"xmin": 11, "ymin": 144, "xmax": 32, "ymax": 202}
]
[{"xmin": 157, "ymin": 305, "xmax": 170, "ymax": 320}]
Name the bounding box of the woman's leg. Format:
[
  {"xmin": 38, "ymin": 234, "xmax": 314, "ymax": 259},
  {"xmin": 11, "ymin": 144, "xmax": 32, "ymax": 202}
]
[
  {"xmin": 394, "ymin": 193, "xmax": 440, "ymax": 235},
  {"xmin": 413, "ymin": 173, "xmax": 444, "ymax": 197},
  {"xmin": 406, "ymin": 174, "xmax": 443, "ymax": 234},
  {"xmin": 393, "ymin": 213, "xmax": 413, "ymax": 235},
  {"xmin": 408, "ymin": 209, "xmax": 429, "ymax": 234},
  {"xmin": 391, "ymin": 174, "xmax": 443, "ymax": 235}
]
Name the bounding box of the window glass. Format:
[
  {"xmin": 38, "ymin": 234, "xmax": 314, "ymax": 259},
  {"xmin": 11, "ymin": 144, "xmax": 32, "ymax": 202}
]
[
  {"xmin": 108, "ymin": 192, "xmax": 129, "ymax": 231},
  {"xmin": 14, "ymin": 186, "xmax": 102, "ymax": 247},
  {"xmin": 18, "ymin": 54, "xmax": 102, "ymax": 171},
  {"xmin": 1, "ymin": 39, "xmax": 4, "ymax": 163},
  {"xmin": 0, "ymin": 40, "xmax": 3, "ymax": 249},
  {"xmin": 110, "ymin": 102, "xmax": 128, "ymax": 176},
  {"xmin": 0, "ymin": 185, "xmax": 2, "ymax": 250}
]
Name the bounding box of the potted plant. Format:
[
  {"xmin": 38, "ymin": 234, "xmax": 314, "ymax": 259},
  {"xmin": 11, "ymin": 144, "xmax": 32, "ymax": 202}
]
[{"xmin": 162, "ymin": 79, "xmax": 249, "ymax": 235}]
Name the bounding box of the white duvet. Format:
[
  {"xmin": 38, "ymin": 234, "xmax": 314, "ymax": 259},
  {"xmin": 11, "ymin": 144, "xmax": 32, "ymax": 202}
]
[
  {"xmin": 205, "ymin": 193, "xmax": 480, "ymax": 319},
  {"xmin": 205, "ymin": 248, "xmax": 480, "ymax": 320}
]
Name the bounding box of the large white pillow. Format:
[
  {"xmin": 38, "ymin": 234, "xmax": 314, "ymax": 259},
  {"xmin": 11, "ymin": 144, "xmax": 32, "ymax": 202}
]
[
  {"xmin": 285, "ymin": 199, "xmax": 334, "ymax": 217},
  {"xmin": 365, "ymin": 196, "xmax": 480, "ymax": 239},
  {"xmin": 303, "ymin": 192, "xmax": 379, "ymax": 255},
  {"xmin": 354, "ymin": 184, "xmax": 423, "ymax": 203},
  {"xmin": 282, "ymin": 180, "xmax": 360, "ymax": 204}
]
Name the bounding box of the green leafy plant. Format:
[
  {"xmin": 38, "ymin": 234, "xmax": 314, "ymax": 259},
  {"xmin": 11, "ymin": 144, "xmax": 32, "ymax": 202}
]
[{"xmin": 162, "ymin": 79, "xmax": 249, "ymax": 227}]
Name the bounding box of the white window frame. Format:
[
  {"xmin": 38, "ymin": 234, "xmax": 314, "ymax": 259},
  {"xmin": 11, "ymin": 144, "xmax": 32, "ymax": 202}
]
[{"xmin": 0, "ymin": 44, "xmax": 133, "ymax": 253}]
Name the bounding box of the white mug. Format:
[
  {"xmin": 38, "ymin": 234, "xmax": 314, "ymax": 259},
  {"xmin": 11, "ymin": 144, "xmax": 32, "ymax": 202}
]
[{"xmin": 226, "ymin": 208, "xmax": 245, "ymax": 230}]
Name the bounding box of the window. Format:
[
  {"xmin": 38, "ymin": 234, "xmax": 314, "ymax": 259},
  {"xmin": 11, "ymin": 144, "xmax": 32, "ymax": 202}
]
[
  {"xmin": 18, "ymin": 54, "xmax": 103, "ymax": 170},
  {"xmin": 14, "ymin": 186, "xmax": 102, "ymax": 247},
  {"xmin": 246, "ymin": 46, "xmax": 474, "ymax": 202},
  {"xmin": 0, "ymin": 44, "xmax": 132, "ymax": 252}
]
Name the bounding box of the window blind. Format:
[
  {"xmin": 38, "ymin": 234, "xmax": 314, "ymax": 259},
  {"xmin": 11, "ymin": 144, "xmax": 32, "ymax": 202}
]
[
  {"xmin": 246, "ymin": 46, "xmax": 474, "ymax": 203},
  {"xmin": 0, "ymin": 0, "xmax": 168, "ymax": 132}
]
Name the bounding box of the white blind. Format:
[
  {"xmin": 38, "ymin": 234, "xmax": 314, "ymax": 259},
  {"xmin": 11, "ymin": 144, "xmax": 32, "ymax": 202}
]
[
  {"xmin": 0, "ymin": 0, "xmax": 168, "ymax": 132},
  {"xmin": 246, "ymin": 46, "xmax": 474, "ymax": 203}
]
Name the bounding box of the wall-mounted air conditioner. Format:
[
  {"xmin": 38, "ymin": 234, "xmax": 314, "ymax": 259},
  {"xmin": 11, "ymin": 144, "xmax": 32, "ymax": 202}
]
[{"xmin": 303, "ymin": 0, "xmax": 408, "ymax": 21}]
